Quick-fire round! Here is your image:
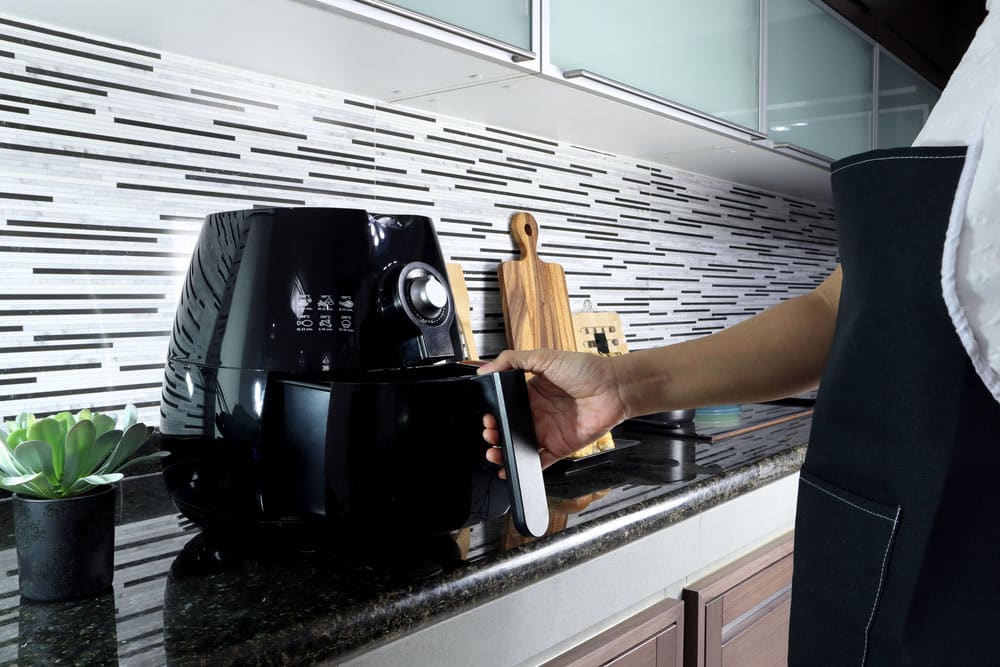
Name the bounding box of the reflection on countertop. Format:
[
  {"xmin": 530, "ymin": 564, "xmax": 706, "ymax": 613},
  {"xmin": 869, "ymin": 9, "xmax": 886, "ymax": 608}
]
[{"xmin": 0, "ymin": 406, "xmax": 812, "ymax": 666}]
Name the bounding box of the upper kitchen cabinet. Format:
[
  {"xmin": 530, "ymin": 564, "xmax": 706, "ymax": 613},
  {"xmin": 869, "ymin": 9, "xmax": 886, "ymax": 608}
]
[
  {"xmin": 547, "ymin": 0, "xmax": 762, "ymax": 134},
  {"xmin": 767, "ymin": 0, "xmax": 875, "ymax": 161},
  {"xmin": 0, "ymin": 0, "xmax": 537, "ymax": 102},
  {"xmin": 876, "ymin": 48, "xmax": 940, "ymax": 149},
  {"xmin": 373, "ymin": 0, "xmax": 534, "ymax": 53}
]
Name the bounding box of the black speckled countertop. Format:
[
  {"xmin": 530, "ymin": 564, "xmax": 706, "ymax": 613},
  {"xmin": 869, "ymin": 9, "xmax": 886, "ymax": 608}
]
[{"xmin": 0, "ymin": 405, "xmax": 811, "ymax": 666}]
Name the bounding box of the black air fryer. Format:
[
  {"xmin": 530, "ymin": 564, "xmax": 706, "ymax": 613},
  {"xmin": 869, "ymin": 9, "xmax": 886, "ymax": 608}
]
[{"xmin": 158, "ymin": 208, "xmax": 548, "ymax": 540}]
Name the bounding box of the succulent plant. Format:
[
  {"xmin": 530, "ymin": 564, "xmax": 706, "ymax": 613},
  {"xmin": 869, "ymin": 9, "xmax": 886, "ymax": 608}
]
[{"xmin": 0, "ymin": 404, "xmax": 167, "ymax": 499}]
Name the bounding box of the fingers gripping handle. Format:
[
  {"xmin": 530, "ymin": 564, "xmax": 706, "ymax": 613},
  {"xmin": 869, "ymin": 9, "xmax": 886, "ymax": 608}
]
[{"xmin": 480, "ymin": 370, "xmax": 549, "ymax": 537}]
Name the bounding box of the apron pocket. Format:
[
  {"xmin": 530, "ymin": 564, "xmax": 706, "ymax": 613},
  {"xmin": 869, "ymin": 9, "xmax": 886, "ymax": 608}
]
[{"xmin": 789, "ymin": 471, "xmax": 902, "ymax": 667}]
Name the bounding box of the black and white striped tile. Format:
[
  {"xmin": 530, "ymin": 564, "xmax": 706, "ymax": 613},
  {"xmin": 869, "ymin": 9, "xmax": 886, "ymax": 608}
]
[{"xmin": 0, "ymin": 15, "xmax": 836, "ymax": 422}]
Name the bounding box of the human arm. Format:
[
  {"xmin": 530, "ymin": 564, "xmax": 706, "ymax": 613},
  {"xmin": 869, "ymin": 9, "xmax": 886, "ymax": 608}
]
[{"xmin": 480, "ymin": 265, "xmax": 843, "ymax": 465}]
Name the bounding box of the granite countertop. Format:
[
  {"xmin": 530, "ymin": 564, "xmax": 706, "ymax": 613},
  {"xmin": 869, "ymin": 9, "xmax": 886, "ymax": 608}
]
[{"xmin": 0, "ymin": 405, "xmax": 811, "ymax": 666}]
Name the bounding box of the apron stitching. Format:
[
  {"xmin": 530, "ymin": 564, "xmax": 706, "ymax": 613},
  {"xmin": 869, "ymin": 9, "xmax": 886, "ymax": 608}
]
[
  {"xmin": 861, "ymin": 505, "xmax": 902, "ymax": 667},
  {"xmin": 832, "ymin": 154, "xmax": 966, "ymax": 176},
  {"xmin": 800, "ymin": 477, "xmax": 897, "ymax": 521}
]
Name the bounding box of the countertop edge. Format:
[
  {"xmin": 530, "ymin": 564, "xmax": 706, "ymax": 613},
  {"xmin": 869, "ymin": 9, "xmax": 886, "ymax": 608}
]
[{"xmin": 211, "ymin": 440, "xmax": 807, "ymax": 664}]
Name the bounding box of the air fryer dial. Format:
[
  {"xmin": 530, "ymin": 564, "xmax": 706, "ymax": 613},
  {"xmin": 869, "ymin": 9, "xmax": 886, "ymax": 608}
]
[
  {"xmin": 395, "ymin": 263, "xmax": 450, "ymax": 326},
  {"xmin": 407, "ymin": 271, "xmax": 448, "ymax": 321}
]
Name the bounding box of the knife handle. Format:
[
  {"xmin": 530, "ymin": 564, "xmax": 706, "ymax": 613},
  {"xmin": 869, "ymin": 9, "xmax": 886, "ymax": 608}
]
[{"xmin": 477, "ymin": 370, "xmax": 550, "ymax": 537}]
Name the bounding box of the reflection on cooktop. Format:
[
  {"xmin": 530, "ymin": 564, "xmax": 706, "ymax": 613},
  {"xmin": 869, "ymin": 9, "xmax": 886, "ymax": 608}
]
[
  {"xmin": 624, "ymin": 402, "xmax": 812, "ymax": 441},
  {"xmin": 545, "ymin": 434, "xmax": 711, "ymax": 491}
]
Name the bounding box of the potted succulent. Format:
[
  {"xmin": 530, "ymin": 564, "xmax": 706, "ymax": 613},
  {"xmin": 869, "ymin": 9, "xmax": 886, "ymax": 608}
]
[{"xmin": 0, "ymin": 404, "xmax": 166, "ymax": 601}]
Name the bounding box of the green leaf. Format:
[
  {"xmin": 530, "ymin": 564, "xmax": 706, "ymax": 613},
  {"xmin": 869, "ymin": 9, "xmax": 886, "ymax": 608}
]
[
  {"xmin": 0, "ymin": 472, "xmax": 50, "ymax": 498},
  {"xmin": 6, "ymin": 428, "xmax": 26, "ymax": 449},
  {"xmin": 27, "ymin": 418, "xmax": 65, "ymax": 481},
  {"xmin": 116, "ymin": 404, "xmax": 139, "ymax": 432},
  {"xmin": 92, "ymin": 413, "xmax": 115, "ymax": 438},
  {"xmin": 63, "ymin": 420, "xmax": 97, "ymax": 488},
  {"xmin": 72, "ymin": 429, "xmax": 120, "ymax": 481},
  {"xmin": 1, "ymin": 472, "xmax": 42, "ymax": 486},
  {"xmin": 65, "ymin": 419, "xmax": 97, "ymax": 453},
  {"xmin": 80, "ymin": 473, "xmax": 122, "ymax": 485},
  {"xmin": 52, "ymin": 412, "xmax": 75, "ymax": 439},
  {"xmin": 15, "ymin": 412, "xmax": 35, "ymax": 431},
  {"xmin": 115, "ymin": 451, "xmax": 170, "ymax": 471},
  {"xmin": 75, "ymin": 409, "xmax": 93, "ymax": 422},
  {"xmin": 68, "ymin": 472, "xmax": 122, "ymax": 495},
  {"xmin": 14, "ymin": 440, "xmax": 58, "ymax": 486},
  {"xmin": 27, "ymin": 418, "xmax": 64, "ymax": 450},
  {"xmin": 99, "ymin": 423, "xmax": 151, "ymax": 474},
  {"xmin": 0, "ymin": 427, "xmax": 6, "ymax": 446},
  {"xmin": 0, "ymin": 439, "xmax": 31, "ymax": 477}
]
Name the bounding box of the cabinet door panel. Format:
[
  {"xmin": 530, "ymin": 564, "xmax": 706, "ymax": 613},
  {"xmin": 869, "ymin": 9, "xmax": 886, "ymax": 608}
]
[
  {"xmin": 684, "ymin": 533, "xmax": 794, "ymax": 667},
  {"xmin": 549, "ymin": 0, "xmax": 760, "ymax": 131},
  {"xmin": 877, "ymin": 48, "xmax": 940, "ymax": 148},
  {"xmin": 545, "ymin": 598, "xmax": 683, "ymax": 667},
  {"xmin": 380, "ymin": 0, "xmax": 532, "ymax": 49},
  {"xmin": 767, "ymin": 0, "xmax": 874, "ymax": 159}
]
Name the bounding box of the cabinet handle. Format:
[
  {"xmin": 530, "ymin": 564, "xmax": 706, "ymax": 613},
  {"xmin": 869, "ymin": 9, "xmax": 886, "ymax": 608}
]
[
  {"xmin": 772, "ymin": 143, "xmax": 833, "ymax": 168},
  {"xmin": 562, "ymin": 68, "xmax": 768, "ymax": 142},
  {"xmin": 348, "ymin": 0, "xmax": 537, "ymax": 63}
]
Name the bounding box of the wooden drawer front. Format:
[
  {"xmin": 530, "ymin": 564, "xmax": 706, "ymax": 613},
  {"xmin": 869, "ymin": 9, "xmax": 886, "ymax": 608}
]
[
  {"xmin": 721, "ymin": 596, "xmax": 791, "ymax": 667},
  {"xmin": 683, "ymin": 533, "xmax": 794, "ymax": 667},
  {"xmin": 603, "ymin": 624, "xmax": 680, "ymax": 667},
  {"xmin": 546, "ymin": 598, "xmax": 684, "ymax": 667},
  {"xmin": 721, "ymin": 554, "xmax": 793, "ymax": 628},
  {"xmin": 655, "ymin": 624, "xmax": 679, "ymax": 667},
  {"xmin": 607, "ymin": 634, "xmax": 657, "ymax": 667}
]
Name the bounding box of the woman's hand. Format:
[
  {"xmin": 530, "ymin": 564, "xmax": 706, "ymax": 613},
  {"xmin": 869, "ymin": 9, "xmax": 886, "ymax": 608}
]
[{"xmin": 478, "ymin": 349, "xmax": 627, "ymax": 471}]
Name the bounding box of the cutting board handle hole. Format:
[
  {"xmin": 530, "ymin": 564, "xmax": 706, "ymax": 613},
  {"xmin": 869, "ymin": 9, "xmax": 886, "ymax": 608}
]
[{"xmin": 523, "ymin": 224, "xmax": 533, "ymax": 236}]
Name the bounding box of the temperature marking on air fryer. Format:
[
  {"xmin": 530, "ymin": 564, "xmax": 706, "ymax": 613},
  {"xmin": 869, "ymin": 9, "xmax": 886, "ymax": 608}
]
[
  {"xmin": 296, "ymin": 292, "xmax": 315, "ymax": 331},
  {"xmin": 319, "ymin": 314, "xmax": 333, "ymax": 331},
  {"xmin": 317, "ymin": 295, "xmax": 335, "ymax": 311},
  {"xmin": 338, "ymin": 295, "xmax": 354, "ymax": 332}
]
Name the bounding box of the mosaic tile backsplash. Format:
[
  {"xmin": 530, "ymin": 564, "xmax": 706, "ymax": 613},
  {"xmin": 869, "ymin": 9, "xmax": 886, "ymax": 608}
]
[{"xmin": 0, "ymin": 15, "xmax": 837, "ymax": 423}]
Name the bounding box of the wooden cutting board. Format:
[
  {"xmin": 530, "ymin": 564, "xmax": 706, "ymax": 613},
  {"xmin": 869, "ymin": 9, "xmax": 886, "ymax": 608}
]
[
  {"xmin": 445, "ymin": 262, "xmax": 478, "ymax": 361},
  {"xmin": 498, "ymin": 212, "xmax": 577, "ymax": 352},
  {"xmin": 498, "ymin": 212, "xmax": 611, "ymax": 459}
]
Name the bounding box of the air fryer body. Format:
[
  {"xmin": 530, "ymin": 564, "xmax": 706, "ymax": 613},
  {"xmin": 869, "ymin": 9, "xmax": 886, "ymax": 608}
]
[{"xmin": 158, "ymin": 208, "xmax": 513, "ymax": 538}]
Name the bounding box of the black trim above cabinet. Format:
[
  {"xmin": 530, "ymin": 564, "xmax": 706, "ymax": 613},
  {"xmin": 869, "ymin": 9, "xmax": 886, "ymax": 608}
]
[{"xmin": 822, "ymin": 0, "xmax": 987, "ymax": 89}]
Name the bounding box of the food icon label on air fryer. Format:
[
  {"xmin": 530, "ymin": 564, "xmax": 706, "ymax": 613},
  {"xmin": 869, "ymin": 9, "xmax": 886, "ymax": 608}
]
[
  {"xmin": 295, "ymin": 292, "xmax": 314, "ymax": 332},
  {"xmin": 338, "ymin": 296, "xmax": 354, "ymax": 333},
  {"xmin": 317, "ymin": 293, "xmax": 334, "ymax": 332}
]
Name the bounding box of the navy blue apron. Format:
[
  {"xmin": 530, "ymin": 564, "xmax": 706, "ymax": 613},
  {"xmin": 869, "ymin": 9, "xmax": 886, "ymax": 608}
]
[{"xmin": 789, "ymin": 146, "xmax": 1000, "ymax": 666}]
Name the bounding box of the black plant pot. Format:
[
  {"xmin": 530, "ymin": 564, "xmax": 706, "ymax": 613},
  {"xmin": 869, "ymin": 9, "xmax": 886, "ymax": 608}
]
[{"xmin": 12, "ymin": 484, "xmax": 116, "ymax": 602}]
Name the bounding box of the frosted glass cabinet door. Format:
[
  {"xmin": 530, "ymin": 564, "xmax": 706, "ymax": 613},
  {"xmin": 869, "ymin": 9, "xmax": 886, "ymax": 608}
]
[
  {"xmin": 549, "ymin": 0, "xmax": 761, "ymax": 131},
  {"xmin": 382, "ymin": 0, "xmax": 533, "ymax": 50},
  {"xmin": 767, "ymin": 0, "xmax": 874, "ymax": 160},
  {"xmin": 877, "ymin": 49, "xmax": 940, "ymax": 149}
]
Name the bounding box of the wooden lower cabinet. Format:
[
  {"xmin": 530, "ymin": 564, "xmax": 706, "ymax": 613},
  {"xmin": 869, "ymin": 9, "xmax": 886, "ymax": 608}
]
[
  {"xmin": 545, "ymin": 597, "xmax": 685, "ymax": 667},
  {"xmin": 682, "ymin": 533, "xmax": 794, "ymax": 667}
]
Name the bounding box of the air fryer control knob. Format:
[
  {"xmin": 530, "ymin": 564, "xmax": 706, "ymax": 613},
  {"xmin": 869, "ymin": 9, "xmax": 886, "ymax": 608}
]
[{"xmin": 407, "ymin": 274, "xmax": 448, "ymax": 320}]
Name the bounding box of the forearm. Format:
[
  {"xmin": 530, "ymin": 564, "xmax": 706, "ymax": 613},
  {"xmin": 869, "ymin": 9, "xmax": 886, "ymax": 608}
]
[{"xmin": 612, "ymin": 267, "xmax": 842, "ymax": 417}]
